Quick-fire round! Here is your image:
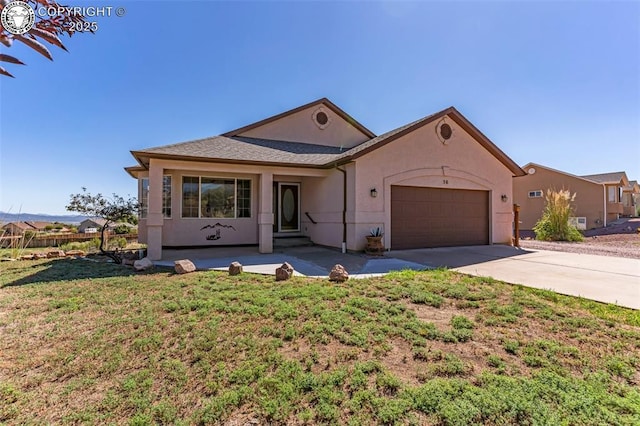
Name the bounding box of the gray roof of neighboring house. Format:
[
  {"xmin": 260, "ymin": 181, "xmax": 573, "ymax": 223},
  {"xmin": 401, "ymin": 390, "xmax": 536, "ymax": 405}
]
[
  {"xmin": 129, "ymin": 103, "xmax": 525, "ymax": 176},
  {"xmin": 81, "ymin": 218, "xmax": 108, "ymax": 226},
  {"xmin": 580, "ymin": 172, "xmax": 627, "ymax": 184}
]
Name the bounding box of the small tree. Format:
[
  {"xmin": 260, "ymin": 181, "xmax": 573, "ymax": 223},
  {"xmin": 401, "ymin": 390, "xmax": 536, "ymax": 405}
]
[
  {"xmin": 1, "ymin": 0, "xmax": 89, "ymax": 77},
  {"xmin": 533, "ymin": 188, "xmax": 583, "ymax": 242},
  {"xmin": 66, "ymin": 188, "xmax": 138, "ymax": 263}
]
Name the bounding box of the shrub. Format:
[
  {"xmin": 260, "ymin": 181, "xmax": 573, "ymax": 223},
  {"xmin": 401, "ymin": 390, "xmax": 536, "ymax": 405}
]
[
  {"xmin": 115, "ymin": 237, "xmax": 128, "ymax": 249},
  {"xmin": 113, "ymin": 224, "xmax": 132, "ymax": 235},
  {"xmin": 533, "ymin": 188, "xmax": 583, "ymax": 242}
]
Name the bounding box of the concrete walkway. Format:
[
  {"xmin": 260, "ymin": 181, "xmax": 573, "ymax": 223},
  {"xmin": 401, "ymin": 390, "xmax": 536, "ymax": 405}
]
[
  {"xmin": 156, "ymin": 244, "xmax": 640, "ymax": 310},
  {"xmin": 156, "ymin": 245, "xmax": 427, "ymax": 278},
  {"xmin": 391, "ymin": 245, "xmax": 640, "ymax": 310}
]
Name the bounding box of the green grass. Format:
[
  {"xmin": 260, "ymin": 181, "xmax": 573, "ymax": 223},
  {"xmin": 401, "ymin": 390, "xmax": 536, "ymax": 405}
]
[{"xmin": 0, "ymin": 258, "xmax": 639, "ymax": 424}]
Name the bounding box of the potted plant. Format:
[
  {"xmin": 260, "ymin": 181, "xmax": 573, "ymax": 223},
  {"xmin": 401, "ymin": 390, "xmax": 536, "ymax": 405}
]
[{"xmin": 365, "ymin": 227, "xmax": 384, "ymax": 255}]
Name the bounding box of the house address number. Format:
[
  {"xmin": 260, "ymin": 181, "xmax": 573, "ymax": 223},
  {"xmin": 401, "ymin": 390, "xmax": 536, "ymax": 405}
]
[{"xmin": 443, "ymin": 179, "xmax": 449, "ymax": 184}]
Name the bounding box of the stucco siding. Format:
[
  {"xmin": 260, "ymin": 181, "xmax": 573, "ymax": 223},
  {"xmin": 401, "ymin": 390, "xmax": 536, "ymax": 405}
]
[
  {"xmin": 238, "ymin": 105, "xmax": 370, "ymax": 148},
  {"xmin": 300, "ymin": 170, "xmax": 347, "ymax": 248},
  {"xmin": 351, "ymin": 117, "xmax": 514, "ymax": 251},
  {"xmin": 513, "ymin": 166, "xmax": 604, "ymax": 230}
]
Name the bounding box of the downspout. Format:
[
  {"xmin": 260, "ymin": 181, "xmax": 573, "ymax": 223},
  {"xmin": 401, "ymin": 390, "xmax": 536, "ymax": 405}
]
[
  {"xmin": 603, "ymin": 185, "xmax": 607, "ymax": 227},
  {"xmin": 336, "ymin": 166, "xmax": 347, "ymax": 253}
]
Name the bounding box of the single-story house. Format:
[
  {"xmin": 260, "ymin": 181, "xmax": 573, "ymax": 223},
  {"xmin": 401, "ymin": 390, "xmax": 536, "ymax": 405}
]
[
  {"xmin": 78, "ymin": 218, "xmax": 109, "ymax": 233},
  {"xmin": 513, "ymin": 163, "xmax": 631, "ymax": 230},
  {"xmin": 78, "ymin": 218, "xmax": 134, "ymax": 233},
  {"xmin": 1, "ymin": 221, "xmax": 51, "ymax": 236},
  {"xmin": 126, "ymin": 98, "xmax": 525, "ymax": 260}
]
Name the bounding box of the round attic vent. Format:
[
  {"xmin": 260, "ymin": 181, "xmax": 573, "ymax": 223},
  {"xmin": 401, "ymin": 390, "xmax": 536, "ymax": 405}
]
[
  {"xmin": 312, "ymin": 107, "xmax": 331, "ymax": 129},
  {"xmin": 528, "ymin": 167, "xmax": 536, "ymax": 175},
  {"xmin": 440, "ymin": 123, "xmax": 452, "ymax": 140},
  {"xmin": 316, "ymin": 111, "xmax": 328, "ymax": 125},
  {"xmin": 436, "ymin": 118, "xmax": 454, "ymax": 144}
]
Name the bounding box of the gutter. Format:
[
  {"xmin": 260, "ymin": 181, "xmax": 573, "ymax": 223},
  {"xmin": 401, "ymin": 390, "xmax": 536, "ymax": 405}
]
[
  {"xmin": 603, "ymin": 185, "xmax": 607, "ymax": 227},
  {"xmin": 336, "ymin": 165, "xmax": 347, "ymax": 253}
]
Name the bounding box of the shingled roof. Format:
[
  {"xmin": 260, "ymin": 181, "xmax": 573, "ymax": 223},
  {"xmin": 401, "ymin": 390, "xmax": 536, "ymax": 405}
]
[
  {"xmin": 133, "ymin": 136, "xmax": 347, "ymax": 167},
  {"xmin": 128, "ymin": 102, "xmax": 525, "ymax": 176},
  {"xmin": 580, "ymin": 172, "xmax": 628, "ymax": 185}
]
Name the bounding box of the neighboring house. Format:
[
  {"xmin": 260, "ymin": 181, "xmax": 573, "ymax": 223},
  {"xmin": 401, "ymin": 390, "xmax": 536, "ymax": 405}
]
[
  {"xmin": 1, "ymin": 221, "xmax": 51, "ymax": 236},
  {"xmin": 580, "ymin": 171, "xmax": 630, "ymax": 221},
  {"xmin": 79, "ymin": 218, "xmax": 136, "ymax": 233},
  {"xmin": 79, "ymin": 218, "xmax": 110, "ymax": 233},
  {"xmin": 513, "ymin": 163, "xmax": 630, "ymax": 231},
  {"xmin": 621, "ymin": 180, "xmax": 639, "ymax": 217},
  {"xmin": 126, "ymin": 98, "xmax": 525, "ymax": 260}
]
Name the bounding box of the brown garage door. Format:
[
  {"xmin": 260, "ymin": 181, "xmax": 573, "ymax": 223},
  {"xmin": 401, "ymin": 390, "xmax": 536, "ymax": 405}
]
[{"xmin": 391, "ymin": 186, "xmax": 489, "ymax": 249}]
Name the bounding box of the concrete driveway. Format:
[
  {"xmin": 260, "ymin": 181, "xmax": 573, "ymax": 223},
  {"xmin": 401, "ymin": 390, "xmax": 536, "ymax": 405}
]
[
  {"xmin": 157, "ymin": 244, "xmax": 639, "ymax": 310},
  {"xmin": 391, "ymin": 245, "xmax": 640, "ymax": 310}
]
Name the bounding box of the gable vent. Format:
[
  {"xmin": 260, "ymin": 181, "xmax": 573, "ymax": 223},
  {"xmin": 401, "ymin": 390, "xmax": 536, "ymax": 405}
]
[
  {"xmin": 312, "ymin": 107, "xmax": 332, "ymax": 130},
  {"xmin": 436, "ymin": 118, "xmax": 454, "ymax": 144}
]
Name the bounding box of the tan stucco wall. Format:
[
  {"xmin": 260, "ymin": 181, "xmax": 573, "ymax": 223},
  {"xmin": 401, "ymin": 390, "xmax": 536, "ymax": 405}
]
[
  {"xmin": 512, "ymin": 166, "xmax": 605, "ymax": 230},
  {"xmin": 300, "ymin": 165, "xmax": 354, "ymax": 249},
  {"xmin": 238, "ymin": 104, "xmax": 370, "ymax": 148},
  {"xmin": 351, "ymin": 117, "xmax": 515, "ymax": 251}
]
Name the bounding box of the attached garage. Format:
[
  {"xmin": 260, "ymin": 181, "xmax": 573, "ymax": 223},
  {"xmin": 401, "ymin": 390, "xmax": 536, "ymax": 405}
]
[{"xmin": 391, "ymin": 185, "xmax": 489, "ymax": 249}]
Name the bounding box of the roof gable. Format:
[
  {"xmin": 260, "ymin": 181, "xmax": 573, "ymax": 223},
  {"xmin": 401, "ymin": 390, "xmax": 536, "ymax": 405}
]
[
  {"xmin": 580, "ymin": 171, "xmax": 629, "ymax": 186},
  {"xmin": 343, "ymin": 107, "xmax": 525, "ymax": 176},
  {"xmin": 521, "ymin": 163, "xmax": 605, "ymax": 185},
  {"xmin": 224, "ymin": 98, "xmax": 375, "ymax": 149}
]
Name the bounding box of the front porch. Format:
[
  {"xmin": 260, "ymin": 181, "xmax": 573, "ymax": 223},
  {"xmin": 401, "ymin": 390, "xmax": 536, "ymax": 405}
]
[{"xmin": 141, "ymin": 158, "xmax": 348, "ymax": 260}]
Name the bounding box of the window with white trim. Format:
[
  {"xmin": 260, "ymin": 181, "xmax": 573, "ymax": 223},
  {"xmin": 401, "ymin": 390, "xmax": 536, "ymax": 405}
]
[
  {"xmin": 608, "ymin": 186, "xmax": 616, "ymax": 203},
  {"xmin": 140, "ymin": 176, "xmax": 172, "ymax": 218},
  {"xmin": 181, "ymin": 176, "xmax": 251, "ymax": 218},
  {"xmin": 528, "ymin": 190, "xmax": 543, "ymax": 198}
]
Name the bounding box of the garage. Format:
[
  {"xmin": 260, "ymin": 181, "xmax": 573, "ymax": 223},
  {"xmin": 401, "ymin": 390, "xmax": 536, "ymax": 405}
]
[{"xmin": 391, "ymin": 185, "xmax": 489, "ymax": 249}]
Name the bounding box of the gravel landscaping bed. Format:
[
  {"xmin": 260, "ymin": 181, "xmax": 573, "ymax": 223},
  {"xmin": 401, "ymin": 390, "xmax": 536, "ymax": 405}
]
[{"xmin": 519, "ymin": 218, "xmax": 640, "ymax": 259}]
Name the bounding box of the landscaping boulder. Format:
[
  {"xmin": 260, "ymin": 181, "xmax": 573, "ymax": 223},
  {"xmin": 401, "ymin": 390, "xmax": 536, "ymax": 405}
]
[
  {"xmin": 134, "ymin": 257, "xmax": 153, "ymax": 271},
  {"xmin": 275, "ymin": 262, "xmax": 294, "ymax": 281},
  {"xmin": 65, "ymin": 250, "xmax": 86, "ymax": 257},
  {"xmin": 229, "ymin": 261, "xmax": 243, "ymax": 276},
  {"xmin": 174, "ymin": 259, "xmax": 196, "ymax": 274},
  {"xmin": 34, "ymin": 252, "xmax": 47, "ymax": 259},
  {"xmin": 47, "ymin": 250, "xmax": 65, "ymax": 258},
  {"xmin": 122, "ymin": 257, "xmax": 136, "ymax": 266},
  {"xmin": 19, "ymin": 254, "xmax": 34, "ymax": 260},
  {"xmin": 329, "ymin": 264, "xmax": 349, "ymax": 282}
]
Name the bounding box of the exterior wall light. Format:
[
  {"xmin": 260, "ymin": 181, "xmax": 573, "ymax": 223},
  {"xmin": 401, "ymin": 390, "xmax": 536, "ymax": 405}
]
[
  {"xmin": 370, "ymin": 188, "xmax": 378, "ymax": 198},
  {"xmin": 501, "ymin": 194, "xmax": 508, "ymax": 202}
]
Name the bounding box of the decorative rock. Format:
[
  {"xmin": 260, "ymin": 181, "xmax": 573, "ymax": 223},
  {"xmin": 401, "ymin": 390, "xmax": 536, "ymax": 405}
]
[
  {"xmin": 122, "ymin": 257, "xmax": 136, "ymax": 266},
  {"xmin": 34, "ymin": 252, "xmax": 48, "ymax": 259},
  {"xmin": 47, "ymin": 250, "xmax": 66, "ymax": 258},
  {"xmin": 19, "ymin": 254, "xmax": 34, "ymax": 260},
  {"xmin": 174, "ymin": 259, "xmax": 196, "ymax": 274},
  {"xmin": 65, "ymin": 250, "xmax": 86, "ymax": 257},
  {"xmin": 275, "ymin": 262, "xmax": 294, "ymax": 281},
  {"xmin": 329, "ymin": 264, "xmax": 349, "ymax": 282},
  {"xmin": 134, "ymin": 257, "xmax": 154, "ymax": 271},
  {"xmin": 229, "ymin": 261, "xmax": 243, "ymax": 276}
]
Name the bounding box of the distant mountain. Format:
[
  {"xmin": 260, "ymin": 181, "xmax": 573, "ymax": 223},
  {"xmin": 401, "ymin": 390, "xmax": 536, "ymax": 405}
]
[{"xmin": 0, "ymin": 211, "xmax": 90, "ymax": 225}]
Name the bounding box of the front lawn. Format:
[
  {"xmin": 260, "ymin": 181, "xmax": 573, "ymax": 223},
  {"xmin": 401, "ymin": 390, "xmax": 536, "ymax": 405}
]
[{"xmin": 1, "ymin": 259, "xmax": 639, "ymax": 424}]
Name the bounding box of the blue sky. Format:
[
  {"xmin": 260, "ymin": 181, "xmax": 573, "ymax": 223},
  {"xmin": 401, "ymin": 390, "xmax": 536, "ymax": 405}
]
[{"xmin": 1, "ymin": 0, "xmax": 638, "ymax": 215}]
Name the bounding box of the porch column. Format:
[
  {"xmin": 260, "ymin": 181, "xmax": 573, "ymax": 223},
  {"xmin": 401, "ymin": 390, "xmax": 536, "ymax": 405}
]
[
  {"xmin": 146, "ymin": 160, "xmax": 164, "ymax": 260},
  {"xmin": 258, "ymin": 172, "xmax": 274, "ymax": 253}
]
